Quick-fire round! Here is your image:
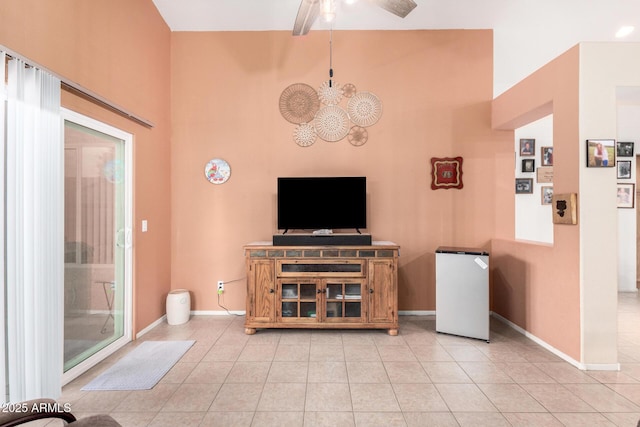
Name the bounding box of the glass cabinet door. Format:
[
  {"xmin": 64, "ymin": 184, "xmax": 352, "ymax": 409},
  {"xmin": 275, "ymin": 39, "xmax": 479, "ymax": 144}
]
[
  {"xmin": 324, "ymin": 280, "xmax": 364, "ymax": 322},
  {"xmin": 279, "ymin": 280, "xmax": 317, "ymax": 321}
]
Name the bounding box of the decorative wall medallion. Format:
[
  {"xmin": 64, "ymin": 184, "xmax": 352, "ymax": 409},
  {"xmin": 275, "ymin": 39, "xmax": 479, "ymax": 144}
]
[
  {"xmin": 314, "ymin": 105, "xmax": 350, "ymax": 142},
  {"xmin": 347, "ymin": 91, "xmax": 382, "ymax": 127},
  {"xmin": 279, "ymin": 83, "xmax": 320, "ymax": 124},
  {"xmin": 317, "ymin": 80, "xmax": 343, "ymax": 106},
  {"xmin": 430, "ymin": 157, "xmax": 463, "ymax": 190},
  {"xmin": 293, "ymin": 123, "xmax": 317, "ymax": 147},
  {"xmin": 279, "ymin": 81, "xmax": 382, "ymax": 146},
  {"xmin": 342, "ymin": 83, "xmax": 357, "ymax": 98},
  {"xmin": 204, "ymin": 158, "xmax": 231, "ymax": 184},
  {"xmin": 347, "ymin": 126, "xmax": 368, "ymax": 146}
]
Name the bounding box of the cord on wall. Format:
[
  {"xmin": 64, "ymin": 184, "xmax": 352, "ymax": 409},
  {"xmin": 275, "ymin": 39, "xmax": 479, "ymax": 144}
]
[
  {"xmin": 216, "ymin": 277, "xmax": 246, "ymax": 316},
  {"xmin": 217, "ymin": 292, "xmax": 242, "ymax": 317}
]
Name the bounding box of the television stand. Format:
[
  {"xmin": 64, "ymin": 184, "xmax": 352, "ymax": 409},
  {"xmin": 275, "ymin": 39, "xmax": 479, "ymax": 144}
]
[{"xmin": 244, "ymin": 241, "xmax": 399, "ymax": 335}]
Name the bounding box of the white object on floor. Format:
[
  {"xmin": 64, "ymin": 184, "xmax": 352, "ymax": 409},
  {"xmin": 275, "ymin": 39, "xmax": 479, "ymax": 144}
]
[{"xmin": 166, "ymin": 289, "xmax": 191, "ymax": 325}]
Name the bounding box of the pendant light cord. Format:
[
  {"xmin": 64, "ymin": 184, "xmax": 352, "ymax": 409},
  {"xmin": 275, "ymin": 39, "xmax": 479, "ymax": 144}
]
[{"xmin": 329, "ymin": 25, "xmax": 333, "ymax": 87}]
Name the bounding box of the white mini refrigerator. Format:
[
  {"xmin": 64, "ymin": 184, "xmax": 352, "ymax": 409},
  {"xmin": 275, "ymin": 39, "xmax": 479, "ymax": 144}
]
[{"xmin": 435, "ymin": 246, "xmax": 490, "ymax": 342}]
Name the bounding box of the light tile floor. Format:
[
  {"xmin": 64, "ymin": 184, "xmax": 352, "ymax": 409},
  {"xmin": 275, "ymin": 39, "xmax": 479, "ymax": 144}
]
[{"xmin": 55, "ymin": 292, "xmax": 640, "ymax": 426}]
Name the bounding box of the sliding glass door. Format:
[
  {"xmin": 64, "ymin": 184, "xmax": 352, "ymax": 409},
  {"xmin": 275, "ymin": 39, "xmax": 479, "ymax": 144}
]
[{"xmin": 62, "ymin": 110, "xmax": 132, "ymax": 382}]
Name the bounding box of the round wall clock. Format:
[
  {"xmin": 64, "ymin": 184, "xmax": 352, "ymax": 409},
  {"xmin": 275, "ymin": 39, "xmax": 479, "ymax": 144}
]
[{"xmin": 204, "ymin": 158, "xmax": 231, "ymax": 184}]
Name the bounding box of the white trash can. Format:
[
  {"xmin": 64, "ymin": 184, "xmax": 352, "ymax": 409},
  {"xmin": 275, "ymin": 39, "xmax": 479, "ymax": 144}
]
[{"xmin": 166, "ymin": 289, "xmax": 191, "ymax": 325}]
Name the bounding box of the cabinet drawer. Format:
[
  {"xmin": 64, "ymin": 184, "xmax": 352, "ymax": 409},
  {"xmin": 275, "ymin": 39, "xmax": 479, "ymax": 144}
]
[{"xmin": 276, "ymin": 259, "xmax": 366, "ymax": 277}]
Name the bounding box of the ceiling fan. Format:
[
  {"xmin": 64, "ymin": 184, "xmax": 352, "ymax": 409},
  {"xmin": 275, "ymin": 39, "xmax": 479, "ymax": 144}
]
[{"xmin": 293, "ymin": 0, "xmax": 418, "ymax": 36}]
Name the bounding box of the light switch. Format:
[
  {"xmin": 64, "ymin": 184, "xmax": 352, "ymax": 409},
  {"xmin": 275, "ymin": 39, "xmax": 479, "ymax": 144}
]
[{"xmin": 142, "ymin": 220, "xmax": 148, "ymax": 232}]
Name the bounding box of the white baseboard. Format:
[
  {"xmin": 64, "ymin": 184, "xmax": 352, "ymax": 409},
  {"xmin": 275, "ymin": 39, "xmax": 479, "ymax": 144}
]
[
  {"xmin": 136, "ymin": 315, "xmax": 166, "ymax": 339},
  {"xmin": 191, "ymin": 310, "xmax": 246, "ymax": 316},
  {"xmin": 582, "ymin": 363, "xmax": 622, "ymax": 371},
  {"xmin": 399, "ymin": 310, "xmax": 436, "ymax": 316},
  {"xmin": 491, "ymin": 312, "xmax": 620, "ymax": 372}
]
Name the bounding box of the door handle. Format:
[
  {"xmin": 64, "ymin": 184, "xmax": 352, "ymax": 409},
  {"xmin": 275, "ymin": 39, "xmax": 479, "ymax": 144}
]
[
  {"xmin": 116, "ymin": 228, "xmax": 133, "ymax": 249},
  {"xmin": 125, "ymin": 228, "xmax": 132, "ymax": 248},
  {"xmin": 116, "ymin": 229, "xmax": 125, "ymax": 248}
]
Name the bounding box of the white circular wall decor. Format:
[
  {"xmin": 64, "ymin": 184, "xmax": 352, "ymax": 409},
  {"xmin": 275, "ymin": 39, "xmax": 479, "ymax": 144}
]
[
  {"xmin": 314, "ymin": 105, "xmax": 350, "ymax": 142},
  {"xmin": 347, "ymin": 91, "xmax": 382, "ymax": 127},
  {"xmin": 293, "ymin": 122, "xmax": 317, "ymax": 147},
  {"xmin": 204, "ymin": 158, "xmax": 231, "ymax": 184},
  {"xmin": 317, "ymin": 80, "xmax": 343, "ymax": 106}
]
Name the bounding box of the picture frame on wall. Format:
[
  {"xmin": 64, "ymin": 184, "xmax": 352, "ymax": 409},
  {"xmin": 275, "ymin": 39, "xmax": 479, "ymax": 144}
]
[
  {"xmin": 552, "ymin": 193, "xmax": 578, "ymax": 224},
  {"xmin": 541, "ymin": 186, "xmax": 553, "ymax": 205},
  {"xmin": 522, "ymin": 159, "xmax": 535, "ymax": 173},
  {"xmin": 515, "ymin": 178, "xmax": 533, "ymax": 194},
  {"xmin": 541, "ymin": 146, "xmax": 553, "ymax": 166},
  {"xmin": 617, "ymin": 160, "xmax": 632, "ymax": 179},
  {"xmin": 617, "ymin": 183, "xmax": 635, "ymax": 209},
  {"xmin": 536, "ymin": 167, "xmax": 553, "ymax": 183},
  {"xmin": 617, "ymin": 141, "xmax": 634, "ymax": 157},
  {"xmin": 519, "ymin": 138, "xmax": 535, "ymax": 156},
  {"xmin": 430, "ymin": 156, "xmax": 464, "ymax": 190},
  {"xmin": 586, "ymin": 139, "xmax": 615, "ymax": 167}
]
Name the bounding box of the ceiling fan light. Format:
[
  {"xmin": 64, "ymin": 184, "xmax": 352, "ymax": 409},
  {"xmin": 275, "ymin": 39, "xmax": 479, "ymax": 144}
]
[{"xmin": 321, "ymin": 0, "xmax": 337, "ymax": 22}]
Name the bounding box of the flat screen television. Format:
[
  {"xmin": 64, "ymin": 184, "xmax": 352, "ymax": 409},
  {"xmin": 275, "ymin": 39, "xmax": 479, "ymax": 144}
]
[{"xmin": 277, "ymin": 177, "xmax": 367, "ymax": 232}]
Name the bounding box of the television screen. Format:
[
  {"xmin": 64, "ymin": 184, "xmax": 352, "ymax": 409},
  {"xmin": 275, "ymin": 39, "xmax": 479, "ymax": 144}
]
[{"xmin": 277, "ymin": 177, "xmax": 366, "ymax": 231}]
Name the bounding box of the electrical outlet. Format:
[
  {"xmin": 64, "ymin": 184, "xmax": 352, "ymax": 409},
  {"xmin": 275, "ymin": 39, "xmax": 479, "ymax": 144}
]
[{"xmin": 217, "ymin": 280, "xmax": 224, "ymax": 293}]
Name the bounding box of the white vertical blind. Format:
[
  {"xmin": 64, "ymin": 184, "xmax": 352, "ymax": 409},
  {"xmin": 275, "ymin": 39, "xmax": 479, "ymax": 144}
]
[
  {"xmin": 5, "ymin": 55, "xmax": 63, "ymax": 401},
  {"xmin": 0, "ymin": 52, "xmax": 7, "ymax": 403}
]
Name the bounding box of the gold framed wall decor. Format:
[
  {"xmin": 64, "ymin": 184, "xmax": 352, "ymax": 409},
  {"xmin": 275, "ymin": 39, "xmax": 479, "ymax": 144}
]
[{"xmin": 430, "ymin": 157, "xmax": 463, "ymax": 190}]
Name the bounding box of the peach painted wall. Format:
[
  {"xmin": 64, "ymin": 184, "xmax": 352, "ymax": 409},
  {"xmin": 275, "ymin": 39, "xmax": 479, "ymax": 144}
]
[
  {"xmin": 170, "ymin": 30, "xmax": 513, "ymax": 312},
  {"xmin": 492, "ymin": 46, "xmax": 581, "ymax": 360},
  {"xmin": 0, "ymin": 0, "xmax": 172, "ymax": 334}
]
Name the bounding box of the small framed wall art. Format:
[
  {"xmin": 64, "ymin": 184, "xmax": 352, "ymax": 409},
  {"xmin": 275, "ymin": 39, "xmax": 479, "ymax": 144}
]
[
  {"xmin": 541, "ymin": 146, "xmax": 553, "ymax": 166},
  {"xmin": 522, "ymin": 159, "xmax": 535, "ymax": 173},
  {"xmin": 541, "ymin": 186, "xmax": 553, "ymax": 205},
  {"xmin": 551, "ymin": 193, "xmax": 577, "ymax": 225},
  {"xmin": 536, "ymin": 167, "xmax": 553, "ymax": 183},
  {"xmin": 617, "ymin": 160, "xmax": 632, "ymax": 179},
  {"xmin": 430, "ymin": 157, "xmax": 463, "ymax": 190},
  {"xmin": 519, "ymin": 138, "xmax": 535, "ymax": 156},
  {"xmin": 515, "ymin": 178, "xmax": 533, "ymax": 194},
  {"xmin": 617, "ymin": 141, "xmax": 634, "ymax": 157},
  {"xmin": 204, "ymin": 158, "xmax": 231, "ymax": 184},
  {"xmin": 586, "ymin": 139, "xmax": 615, "ymax": 167},
  {"xmin": 617, "ymin": 183, "xmax": 635, "ymax": 208}
]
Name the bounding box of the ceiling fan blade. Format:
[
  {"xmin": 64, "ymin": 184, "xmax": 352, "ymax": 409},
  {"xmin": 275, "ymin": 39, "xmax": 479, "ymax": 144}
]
[
  {"xmin": 366, "ymin": 0, "xmax": 417, "ymax": 18},
  {"xmin": 293, "ymin": 0, "xmax": 321, "ymax": 36}
]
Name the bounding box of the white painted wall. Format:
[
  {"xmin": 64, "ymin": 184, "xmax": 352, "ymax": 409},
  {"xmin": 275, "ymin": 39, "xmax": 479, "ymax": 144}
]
[
  {"xmin": 616, "ymin": 103, "xmax": 639, "ymax": 292},
  {"xmin": 515, "ymin": 115, "xmax": 554, "ymax": 244},
  {"xmin": 579, "ymin": 43, "xmax": 640, "ymax": 366}
]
